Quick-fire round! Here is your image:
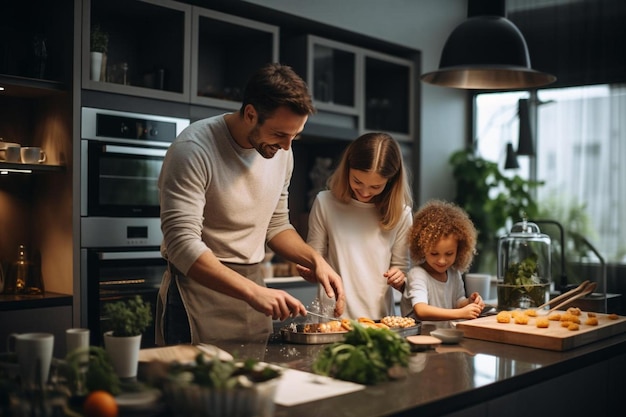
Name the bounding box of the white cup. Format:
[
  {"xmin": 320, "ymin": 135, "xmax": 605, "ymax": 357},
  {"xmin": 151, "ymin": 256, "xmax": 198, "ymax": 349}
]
[
  {"xmin": 4, "ymin": 145, "xmax": 22, "ymax": 162},
  {"xmin": 7, "ymin": 332, "xmax": 54, "ymax": 389},
  {"xmin": 464, "ymin": 273, "xmax": 492, "ymax": 299},
  {"xmin": 66, "ymin": 328, "xmax": 90, "ymax": 357},
  {"xmin": 20, "ymin": 147, "xmax": 47, "ymax": 164}
]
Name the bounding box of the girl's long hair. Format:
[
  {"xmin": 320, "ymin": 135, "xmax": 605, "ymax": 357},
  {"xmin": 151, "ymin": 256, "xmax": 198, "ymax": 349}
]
[{"xmin": 327, "ymin": 132, "xmax": 412, "ymax": 230}]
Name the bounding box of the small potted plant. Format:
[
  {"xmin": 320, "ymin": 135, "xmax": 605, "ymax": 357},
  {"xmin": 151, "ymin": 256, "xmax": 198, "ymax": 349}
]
[
  {"xmin": 102, "ymin": 296, "xmax": 152, "ymax": 378},
  {"xmin": 89, "ymin": 24, "xmax": 108, "ymax": 81}
]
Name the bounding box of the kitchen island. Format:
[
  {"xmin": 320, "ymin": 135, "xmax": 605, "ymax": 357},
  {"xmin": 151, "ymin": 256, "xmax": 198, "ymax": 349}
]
[{"xmin": 202, "ymin": 326, "xmax": 625, "ymax": 417}]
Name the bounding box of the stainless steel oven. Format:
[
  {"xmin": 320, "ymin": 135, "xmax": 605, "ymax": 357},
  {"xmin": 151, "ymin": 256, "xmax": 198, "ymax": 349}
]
[
  {"xmin": 80, "ymin": 107, "xmax": 189, "ymax": 347},
  {"xmin": 81, "ymin": 107, "xmax": 189, "ymax": 217}
]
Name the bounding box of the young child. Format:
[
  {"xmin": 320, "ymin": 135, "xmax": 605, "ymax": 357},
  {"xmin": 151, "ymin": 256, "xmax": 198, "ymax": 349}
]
[
  {"xmin": 401, "ymin": 199, "xmax": 485, "ymax": 329},
  {"xmin": 298, "ymin": 132, "xmax": 413, "ymax": 319}
]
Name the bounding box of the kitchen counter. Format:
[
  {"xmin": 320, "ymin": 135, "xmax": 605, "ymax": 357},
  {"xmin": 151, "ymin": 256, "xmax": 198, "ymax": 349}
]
[
  {"xmin": 0, "ymin": 291, "xmax": 72, "ymax": 311},
  {"xmin": 206, "ymin": 326, "xmax": 626, "ymax": 417}
]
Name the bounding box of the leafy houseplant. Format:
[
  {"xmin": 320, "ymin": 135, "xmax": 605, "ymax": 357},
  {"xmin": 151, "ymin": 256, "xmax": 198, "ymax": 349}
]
[
  {"xmin": 90, "ymin": 24, "xmax": 108, "ymax": 53},
  {"xmin": 449, "ymin": 147, "xmax": 544, "ymax": 273},
  {"xmin": 102, "ymin": 296, "xmax": 152, "ymax": 379},
  {"xmin": 103, "ymin": 295, "xmax": 152, "ymax": 337},
  {"xmin": 90, "ymin": 24, "xmax": 108, "ymax": 81}
]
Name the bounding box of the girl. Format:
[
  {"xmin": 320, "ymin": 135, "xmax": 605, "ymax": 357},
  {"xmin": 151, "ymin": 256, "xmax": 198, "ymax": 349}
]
[
  {"xmin": 299, "ymin": 132, "xmax": 413, "ymax": 319},
  {"xmin": 401, "ymin": 199, "xmax": 485, "ymax": 329}
]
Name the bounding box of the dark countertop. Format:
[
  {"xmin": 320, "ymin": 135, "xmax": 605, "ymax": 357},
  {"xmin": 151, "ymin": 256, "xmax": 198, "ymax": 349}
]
[
  {"xmin": 0, "ymin": 291, "xmax": 72, "ymax": 311},
  {"xmin": 206, "ymin": 327, "xmax": 626, "ymax": 417}
]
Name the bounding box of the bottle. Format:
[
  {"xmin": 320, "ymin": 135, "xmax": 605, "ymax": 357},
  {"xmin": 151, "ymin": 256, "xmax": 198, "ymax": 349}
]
[
  {"xmin": 5, "ymin": 244, "xmax": 29, "ymax": 294},
  {"xmin": 4, "ymin": 244, "xmax": 44, "ymax": 295}
]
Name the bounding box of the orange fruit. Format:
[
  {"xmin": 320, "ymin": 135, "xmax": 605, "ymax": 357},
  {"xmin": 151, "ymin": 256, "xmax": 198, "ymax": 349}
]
[{"xmin": 83, "ymin": 390, "xmax": 118, "ymax": 417}]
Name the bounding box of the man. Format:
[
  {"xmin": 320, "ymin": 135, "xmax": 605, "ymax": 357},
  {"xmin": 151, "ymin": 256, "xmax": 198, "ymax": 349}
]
[{"xmin": 156, "ymin": 63, "xmax": 345, "ymax": 346}]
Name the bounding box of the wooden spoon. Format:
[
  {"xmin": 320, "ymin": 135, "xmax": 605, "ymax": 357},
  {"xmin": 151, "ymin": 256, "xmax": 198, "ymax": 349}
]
[
  {"xmin": 546, "ymin": 281, "xmax": 597, "ymax": 313},
  {"xmin": 536, "ymin": 280, "xmax": 590, "ymax": 310}
]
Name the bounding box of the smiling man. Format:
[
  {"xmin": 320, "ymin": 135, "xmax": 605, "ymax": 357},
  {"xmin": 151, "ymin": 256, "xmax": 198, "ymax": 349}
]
[{"xmin": 156, "ymin": 63, "xmax": 345, "ymax": 346}]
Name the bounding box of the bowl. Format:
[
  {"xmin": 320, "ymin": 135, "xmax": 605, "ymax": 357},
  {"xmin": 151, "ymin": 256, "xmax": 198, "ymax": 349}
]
[{"xmin": 430, "ymin": 328, "xmax": 464, "ymax": 344}]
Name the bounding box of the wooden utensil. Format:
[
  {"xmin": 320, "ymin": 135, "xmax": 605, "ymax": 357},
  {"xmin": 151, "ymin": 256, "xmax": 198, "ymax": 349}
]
[
  {"xmin": 536, "ymin": 280, "xmax": 590, "ymax": 310},
  {"xmin": 546, "ymin": 281, "xmax": 597, "ymax": 313}
]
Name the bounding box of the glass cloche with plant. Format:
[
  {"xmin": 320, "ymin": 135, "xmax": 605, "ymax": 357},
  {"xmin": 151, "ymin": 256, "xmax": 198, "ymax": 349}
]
[{"xmin": 497, "ymin": 219, "xmax": 552, "ymax": 310}]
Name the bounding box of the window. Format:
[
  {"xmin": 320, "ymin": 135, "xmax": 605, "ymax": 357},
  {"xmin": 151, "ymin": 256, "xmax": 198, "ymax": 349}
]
[{"xmin": 475, "ymin": 85, "xmax": 626, "ymax": 263}]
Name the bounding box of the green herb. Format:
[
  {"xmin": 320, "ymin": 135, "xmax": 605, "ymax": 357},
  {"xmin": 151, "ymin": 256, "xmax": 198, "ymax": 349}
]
[
  {"xmin": 61, "ymin": 346, "xmax": 121, "ymax": 396},
  {"xmin": 102, "ymin": 295, "xmax": 152, "ymax": 337},
  {"xmin": 312, "ymin": 321, "xmax": 411, "ymax": 385},
  {"xmin": 168, "ymin": 354, "xmax": 281, "ymax": 389},
  {"xmin": 504, "ymin": 253, "xmax": 540, "ymax": 289}
]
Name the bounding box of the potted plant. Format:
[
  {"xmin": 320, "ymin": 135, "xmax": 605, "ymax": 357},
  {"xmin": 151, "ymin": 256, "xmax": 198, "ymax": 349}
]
[
  {"xmin": 90, "ymin": 24, "xmax": 108, "ymax": 81},
  {"xmin": 449, "ymin": 147, "xmax": 543, "ymax": 274},
  {"xmin": 102, "ymin": 296, "xmax": 152, "ymax": 379}
]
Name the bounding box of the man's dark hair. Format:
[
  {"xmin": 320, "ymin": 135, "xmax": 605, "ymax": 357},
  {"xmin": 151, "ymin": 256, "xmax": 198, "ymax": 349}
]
[{"xmin": 240, "ymin": 63, "xmax": 316, "ymax": 124}]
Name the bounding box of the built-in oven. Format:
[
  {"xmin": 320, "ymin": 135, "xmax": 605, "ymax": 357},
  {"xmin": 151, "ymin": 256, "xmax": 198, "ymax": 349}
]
[
  {"xmin": 80, "ymin": 107, "xmax": 190, "ymax": 347},
  {"xmin": 80, "ymin": 223, "xmax": 165, "ymax": 348}
]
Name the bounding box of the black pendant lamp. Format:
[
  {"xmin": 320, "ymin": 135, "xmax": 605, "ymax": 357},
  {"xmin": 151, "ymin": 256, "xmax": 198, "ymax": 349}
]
[
  {"xmin": 421, "ymin": 0, "xmax": 556, "ymax": 90},
  {"xmin": 504, "ymin": 142, "xmax": 520, "ymax": 169},
  {"xmin": 516, "ymin": 98, "xmax": 535, "ymax": 156}
]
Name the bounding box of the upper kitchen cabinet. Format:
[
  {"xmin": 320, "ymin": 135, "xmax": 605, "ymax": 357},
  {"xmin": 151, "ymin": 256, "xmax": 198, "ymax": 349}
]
[
  {"xmin": 83, "ymin": 0, "xmax": 191, "ymax": 102},
  {"xmin": 362, "ymin": 51, "xmax": 414, "ymax": 140},
  {"xmin": 0, "ymin": 0, "xmax": 73, "ymax": 88},
  {"xmin": 191, "ymin": 8, "xmax": 279, "ymax": 110},
  {"xmin": 282, "ymin": 35, "xmax": 414, "ymax": 142}
]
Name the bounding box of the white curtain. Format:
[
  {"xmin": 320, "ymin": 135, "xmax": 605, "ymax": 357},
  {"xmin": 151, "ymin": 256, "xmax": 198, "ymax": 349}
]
[{"xmin": 536, "ymin": 85, "xmax": 626, "ymax": 262}]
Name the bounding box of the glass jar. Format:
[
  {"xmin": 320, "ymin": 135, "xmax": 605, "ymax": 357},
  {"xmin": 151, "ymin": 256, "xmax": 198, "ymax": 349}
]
[{"xmin": 497, "ymin": 221, "xmax": 551, "ymax": 310}]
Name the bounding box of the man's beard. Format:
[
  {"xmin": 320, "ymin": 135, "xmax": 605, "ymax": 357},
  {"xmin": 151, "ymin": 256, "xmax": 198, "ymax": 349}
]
[{"xmin": 248, "ymin": 125, "xmax": 281, "ymax": 159}]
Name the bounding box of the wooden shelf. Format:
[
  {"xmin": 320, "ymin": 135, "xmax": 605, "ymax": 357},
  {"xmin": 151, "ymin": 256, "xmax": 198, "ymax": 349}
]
[
  {"xmin": 0, "ymin": 74, "xmax": 66, "ymax": 97},
  {"xmin": 0, "ymin": 161, "xmax": 65, "ymax": 173}
]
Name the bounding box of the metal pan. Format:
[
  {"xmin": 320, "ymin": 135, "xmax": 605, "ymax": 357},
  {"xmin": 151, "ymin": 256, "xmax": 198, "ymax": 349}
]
[{"xmin": 281, "ymin": 322, "xmax": 422, "ymax": 344}]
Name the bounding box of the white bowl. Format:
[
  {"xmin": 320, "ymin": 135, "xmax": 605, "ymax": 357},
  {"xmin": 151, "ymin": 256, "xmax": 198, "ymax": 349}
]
[{"xmin": 430, "ymin": 328, "xmax": 464, "ymax": 344}]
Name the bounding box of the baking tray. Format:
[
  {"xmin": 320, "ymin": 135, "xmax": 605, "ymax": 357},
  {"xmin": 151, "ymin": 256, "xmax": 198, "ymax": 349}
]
[{"xmin": 281, "ymin": 322, "xmax": 421, "ymax": 344}]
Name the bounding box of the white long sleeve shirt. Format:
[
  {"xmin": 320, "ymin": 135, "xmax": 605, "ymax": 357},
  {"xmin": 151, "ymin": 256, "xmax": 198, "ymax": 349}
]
[
  {"xmin": 158, "ymin": 114, "xmax": 294, "ymax": 273},
  {"xmin": 307, "ymin": 190, "xmax": 412, "ymax": 319}
]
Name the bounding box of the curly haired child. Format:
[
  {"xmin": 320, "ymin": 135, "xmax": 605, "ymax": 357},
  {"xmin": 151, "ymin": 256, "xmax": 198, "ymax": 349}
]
[{"xmin": 400, "ymin": 199, "xmax": 485, "ymax": 328}]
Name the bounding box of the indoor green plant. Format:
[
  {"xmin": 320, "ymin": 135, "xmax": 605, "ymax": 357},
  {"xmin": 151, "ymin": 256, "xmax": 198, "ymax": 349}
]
[
  {"xmin": 89, "ymin": 24, "xmax": 108, "ymax": 81},
  {"xmin": 102, "ymin": 295, "xmax": 152, "ymax": 338},
  {"xmin": 449, "ymin": 147, "xmax": 544, "ymax": 273},
  {"xmin": 102, "ymin": 296, "xmax": 152, "ymax": 378},
  {"xmin": 90, "ymin": 24, "xmax": 108, "ymax": 53}
]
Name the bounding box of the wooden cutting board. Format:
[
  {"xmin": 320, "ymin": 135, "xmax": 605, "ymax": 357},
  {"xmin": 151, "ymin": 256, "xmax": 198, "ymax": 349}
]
[{"xmin": 456, "ymin": 311, "xmax": 626, "ymax": 351}]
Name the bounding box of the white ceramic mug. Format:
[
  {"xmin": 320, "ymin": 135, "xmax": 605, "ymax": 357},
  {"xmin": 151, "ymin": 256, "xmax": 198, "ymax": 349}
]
[
  {"xmin": 464, "ymin": 273, "xmax": 492, "ymax": 299},
  {"xmin": 20, "ymin": 147, "xmax": 47, "ymax": 164},
  {"xmin": 7, "ymin": 332, "xmax": 54, "ymax": 389},
  {"xmin": 4, "ymin": 145, "xmax": 22, "ymax": 162},
  {"xmin": 66, "ymin": 328, "xmax": 90, "ymax": 357}
]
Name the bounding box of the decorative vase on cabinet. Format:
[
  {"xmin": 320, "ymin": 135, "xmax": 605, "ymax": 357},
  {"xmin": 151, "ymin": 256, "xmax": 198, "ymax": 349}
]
[{"xmin": 90, "ymin": 51, "xmax": 103, "ymax": 81}]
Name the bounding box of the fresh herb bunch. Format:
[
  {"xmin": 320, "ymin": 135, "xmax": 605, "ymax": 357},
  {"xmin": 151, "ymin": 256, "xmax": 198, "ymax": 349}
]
[
  {"xmin": 61, "ymin": 346, "xmax": 121, "ymax": 395},
  {"xmin": 312, "ymin": 321, "xmax": 411, "ymax": 385},
  {"xmin": 103, "ymin": 295, "xmax": 152, "ymax": 337},
  {"xmin": 504, "ymin": 253, "xmax": 540, "ymax": 287},
  {"xmin": 168, "ymin": 354, "xmax": 281, "ymax": 389}
]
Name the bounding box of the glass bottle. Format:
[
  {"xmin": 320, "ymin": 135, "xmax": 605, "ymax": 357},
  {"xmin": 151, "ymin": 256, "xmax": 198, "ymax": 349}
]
[{"xmin": 5, "ymin": 244, "xmax": 29, "ymax": 294}]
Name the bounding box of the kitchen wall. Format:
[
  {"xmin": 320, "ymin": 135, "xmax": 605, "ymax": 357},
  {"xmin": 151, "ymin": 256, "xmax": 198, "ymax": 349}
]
[{"xmin": 244, "ymin": 0, "xmax": 470, "ymax": 205}]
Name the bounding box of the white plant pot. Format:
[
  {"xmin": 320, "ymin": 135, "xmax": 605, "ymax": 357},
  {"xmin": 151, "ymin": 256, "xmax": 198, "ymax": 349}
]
[
  {"xmin": 90, "ymin": 51, "xmax": 103, "ymax": 81},
  {"xmin": 103, "ymin": 331, "xmax": 142, "ymax": 379}
]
